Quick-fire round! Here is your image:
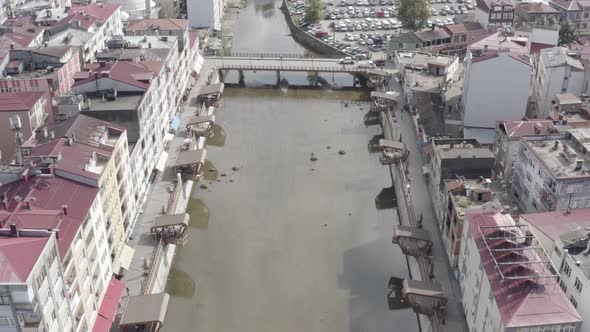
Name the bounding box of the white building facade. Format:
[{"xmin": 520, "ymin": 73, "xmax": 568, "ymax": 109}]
[{"xmin": 462, "ymin": 50, "xmax": 532, "ymax": 133}]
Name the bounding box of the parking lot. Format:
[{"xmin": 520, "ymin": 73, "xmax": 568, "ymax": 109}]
[{"xmin": 287, "ymin": 0, "xmax": 475, "ymax": 59}]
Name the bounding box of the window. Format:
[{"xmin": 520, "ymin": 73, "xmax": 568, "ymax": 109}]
[
  {"xmin": 554, "ymin": 246, "xmax": 561, "ymax": 257},
  {"xmin": 526, "ymin": 172, "xmax": 532, "ymax": 182},
  {"xmin": 523, "ymin": 187, "xmax": 529, "ymax": 197},
  {"xmin": 570, "ymin": 295, "xmax": 578, "ymax": 308},
  {"xmin": 575, "ymin": 277, "xmax": 583, "ymax": 293},
  {"xmin": 0, "ymin": 294, "xmax": 10, "ymax": 305},
  {"xmin": 562, "ymin": 261, "xmax": 572, "ymax": 278},
  {"xmin": 532, "ymin": 199, "xmax": 538, "ymax": 209},
  {"xmin": 560, "ymin": 279, "xmax": 567, "ymax": 292},
  {"xmin": 584, "ymin": 23, "xmax": 588, "ymax": 29},
  {"xmin": 585, "ymin": 12, "xmax": 589, "ymax": 18}
]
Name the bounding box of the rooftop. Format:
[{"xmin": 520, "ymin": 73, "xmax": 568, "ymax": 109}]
[
  {"xmin": 540, "ymin": 47, "xmax": 584, "ymax": 69},
  {"xmin": 467, "ymin": 209, "xmax": 582, "ymax": 328},
  {"xmin": 556, "ymin": 93, "xmax": 582, "ymax": 105},
  {"xmin": 497, "ymin": 119, "xmax": 559, "ymax": 139},
  {"xmin": 46, "ymin": 28, "xmax": 94, "ymax": 47},
  {"xmin": 34, "ymin": 8, "xmax": 69, "ymax": 25},
  {"xmin": 476, "ymin": 0, "xmax": 513, "ymax": 11},
  {"xmin": 516, "ymin": 2, "xmax": 559, "ymax": 14},
  {"xmin": 414, "ymin": 29, "xmax": 451, "ymax": 42},
  {"xmin": 446, "ymin": 178, "xmax": 519, "ymax": 218},
  {"xmin": 0, "ymin": 174, "xmax": 98, "ymax": 258},
  {"xmin": 469, "ymin": 31, "xmax": 530, "ymax": 54},
  {"xmin": 125, "ymin": 18, "xmax": 187, "ymax": 32},
  {"xmin": 433, "ymin": 138, "xmax": 495, "ymax": 159},
  {"xmin": 522, "ymin": 209, "xmax": 590, "ymax": 279},
  {"xmin": 0, "ymin": 236, "xmax": 50, "ymax": 283},
  {"xmin": 72, "ymin": 61, "xmax": 156, "ymax": 90},
  {"xmin": 0, "ymin": 91, "xmax": 45, "ymax": 112},
  {"xmin": 397, "ymin": 51, "xmax": 459, "ymax": 92},
  {"xmin": 525, "ymin": 128, "xmax": 590, "ymax": 178},
  {"xmin": 444, "ymin": 22, "xmax": 484, "ymax": 34},
  {"xmin": 0, "ymin": 16, "xmax": 43, "ymax": 47}
]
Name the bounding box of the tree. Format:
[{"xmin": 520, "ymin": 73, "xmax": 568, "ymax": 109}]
[
  {"xmin": 397, "ymin": 0, "xmax": 430, "ymax": 32},
  {"xmin": 305, "ymin": 0, "xmax": 323, "ymax": 23},
  {"xmin": 559, "ymin": 20, "xmax": 579, "ymax": 46}
]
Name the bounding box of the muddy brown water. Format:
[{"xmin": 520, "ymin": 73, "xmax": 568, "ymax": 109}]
[{"xmin": 162, "ymin": 88, "xmax": 417, "ymax": 332}]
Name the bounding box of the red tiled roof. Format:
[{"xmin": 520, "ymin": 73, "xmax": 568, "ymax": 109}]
[
  {"xmin": 530, "ymin": 42, "xmax": 555, "ymax": 55},
  {"xmin": 521, "ymin": 208, "xmax": 590, "ymax": 241},
  {"xmin": 70, "ymin": 3, "xmax": 121, "ymax": 21},
  {"xmin": 467, "ymin": 210, "xmax": 583, "ymax": 328},
  {"xmin": 1, "ymin": 16, "xmax": 43, "ymax": 47},
  {"xmin": 0, "ymin": 92, "xmax": 45, "ymax": 112},
  {"xmin": 444, "ymin": 22, "xmax": 483, "ymax": 34},
  {"xmin": 0, "ymin": 175, "xmax": 98, "ymax": 258},
  {"xmin": 0, "ymin": 237, "xmax": 49, "ymax": 283},
  {"xmin": 498, "ymin": 119, "xmax": 557, "ymax": 138},
  {"xmin": 3, "ymin": 32, "xmax": 35, "ymax": 47},
  {"xmin": 92, "ymin": 315, "xmax": 112, "ymax": 332},
  {"xmin": 72, "ymin": 62, "xmax": 155, "ymax": 90},
  {"xmin": 125, "ymin": 18, "xmax": 187, "ymax": 32}
]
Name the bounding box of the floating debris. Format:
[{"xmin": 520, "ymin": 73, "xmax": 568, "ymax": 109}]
[
  {"xmin": 229, "ymin": 179, "xmax": 234, "ymax": 183},
  {"xmin": 200, "ymin": 183, "xmax": 208, "ymax": 189},
  {"xmin": 326, "ymin": 146, "xmax": 331, "ymax": 150},
  {"xmin": 324, "ymin": 224, "xmax": 328, "ymax": 227},
  {"xmin": 208, "ymin": 169, "xmax": 215, "ymax": 172},
  {"xmin": 344, "ymin": 103, "xmax": 349, "ymax": 107},
  {"xmin": 338, "ymin": 150, "xmax": 346, "ymax": 155},
  {"xmin": 310, "ymin": 168, "xmax": 315, "ymax": 171},
  {"xmin": 310, "ymin": 155, "xmax": 318, "ymax": 161},
  {"xmin": 232, "ymin": 166, "xmax": 240, "ymax": 171},
  {"xmin": 217, "ymin": 180, "xmax": 221, "ymax": 182},
  {"xmin": 220, "ymin": 173, "xmax": 227, "ymax": 177},
  {"xmin": 348, "ymin": 213, "xmax": 352, "ymax": 216}
]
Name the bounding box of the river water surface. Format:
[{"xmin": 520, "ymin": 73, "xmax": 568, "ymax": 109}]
[{"xmin": 161, "ymin": 0, "xmax": 418, "ymax": 330}]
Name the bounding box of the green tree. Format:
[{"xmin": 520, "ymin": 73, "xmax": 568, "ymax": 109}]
[
  {"xmin": 305, "ymin": 0, "xmax": 323, "ymax": 23},
  {"xmin": 397, "ymin": 0, "xmax": 430, "ymax": 32},
  {"xmin": 559, "ymin": 20, "xmax": 579, "ymax": 45}
]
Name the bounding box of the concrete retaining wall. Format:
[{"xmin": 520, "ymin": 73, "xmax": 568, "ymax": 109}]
[{"xmin": 280, "ymin": 0, "xmax": 347, "ymax": 57}]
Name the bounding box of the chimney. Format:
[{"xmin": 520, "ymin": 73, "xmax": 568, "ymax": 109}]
[
  {"xmin": 10, "ymin": 43, "xmax": 14, "ymax": 50},
  {"xmin": 24, "ymin": 200, "xmax": 30, "ymax": 209},
  {"xmin": 9, "ymin": 224, "xmax": 18, "ymax": 237},
  {"xmin": 551, "ymin": 140, "xmax": 559, "ymax": 151},
  {"xmin": 62, "ymin": 204, "xmax": 68, "ymax": 215},
  {"xmin": 575, "ymin": 159, "xmax": 583, "ymax": 170}
]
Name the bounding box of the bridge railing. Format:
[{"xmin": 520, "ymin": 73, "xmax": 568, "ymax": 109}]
[
  {"xmin": 215, "ymin": 52, "xmax": 341, "ymax": 59},
  {"xmin": 216, "ymin": 64, "xmax": 367, "ymax": 73}
]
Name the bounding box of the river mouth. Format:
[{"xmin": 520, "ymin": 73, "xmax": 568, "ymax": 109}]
[{"xmin": 162, "ymin": 87, "xmax": 417, "ymax": 332}]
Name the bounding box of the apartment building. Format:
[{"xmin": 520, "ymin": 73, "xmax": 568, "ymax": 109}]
[
  {"xmin": 459, "ymin": 208, "xmax": 583, "ymax": 331},
  {"xmin": 530, "ymin": 47, "xmax": 586, "ymax": 118},
  {"xmin": 46, "ymin": 3, "xmax": 123, "ymax": 63},
  {"xmin": 492, "ymin": 119, "xmax": 562, "ymax": 183},
  {"xmin": 0, "ymin": 91, "xmax": 51, "ymax": 164},
  {"xmin": 428, "ymin": 138, "xmax": 495, "ymax": 221},
  {"xmin": 550, "ymin": 0, "xmax": 590, "ymax": 35},
  {"xmin": 21, "ymin": 115, "xmax": 133, "ymax": 270},
  {"xmin": 523, "ymin": 208, "xmax": 590, "ymax": 329},
  {"xmin": 462, "ymin": 33, "xmax": 532, "ymax": 144},
  {"xmin": 475, "ymin": 0, "xmax": 515, "ymax": 28},
  {"xmin": 0, "ymin": 171, "xmax": 117, "ymax": 332},
  {"xmin": 441, "ymin": 178, "xmax": 517, "ymax": 277},
  {"xmin": 512, "ymin": 127, "xmax": 590, "ymax": 213},
  {"xmin": 0, "ymin": 46, "xmax": 81, "ymax": 96}
]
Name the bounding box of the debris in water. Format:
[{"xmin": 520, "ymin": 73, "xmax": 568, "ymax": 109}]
[
  {"xmin": 220, "ymin": 173, "xmax": 227, "ymax": 177},
  {"xmin": 326, "ymin": 146, "xmax": 331, "ymax": 149},
  {"xmin": 348, "ymin": 213, "xmax": 352, "ymax": 216},
  {"xmin": 310, "ymin": 168, "xmax": 315, "ymax": 171},
  {"xmin": 217, "ymin": 180, "xmax": 221, "ymax": 182},
  {"xmin": 324, "ymin": 224, "xmax": 328, "ymax": 227},
  {"xmin": 310, "ymin": 155, "xmax": 318, "ymax": 161},
  {"xmin": 232, "ymin": 166, "xmax": 240, "ymax": 171},
  {"xmin": 208, "ymin": 169, "xmax": 215, "ymax": 172},
  {"xmin": 344, "ymin": 103, "xmax": 349, "ymax": 107},
  {"xmin": 200, "ymin": 183, "xmax": 208, "ymax": 189},
  {"xmin": 229, "ymin": 179, "xmax": 234, "ymax": 183},
  {"xmin": 338, "ymin": 150, "xmax": 346, "ymax": 155}
]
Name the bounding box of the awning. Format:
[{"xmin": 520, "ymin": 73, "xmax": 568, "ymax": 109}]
[
  {"xmin": 165, "ymin": 133, "xmax": 175, "ymax": 141},
  {"xmin": 98, "ymin": 277, "xmax": 125, "ymax": 322},
  {"xmin": 198, "ymin": 83, "xmax": 224, "ymax": 96},
  {"xmin": 119, "ymin": 244, "xmax": 135, "ymax": 273},
  {"xmin": 120, "ymin": 293, "xmax": 170, "ymax": 329},
  {"xmin": 92, "ymin": 315, "xmax": 112, "ymax": 332},
  {"xmin": 155, "ymin": 151, "xmax": 168, "ymax": 172},
  {"xmin": 174, "ymin": 149, "xmax": 207, "ymax": 167},
  {"xmin": 171, "ymin": 116, "xmax": 181, "ymax": 131}
]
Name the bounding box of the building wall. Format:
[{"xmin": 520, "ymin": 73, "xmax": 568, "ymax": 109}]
[
  {"xmin": 187, "ymin": 0, "xmax": 224, "ymax": 30},
  {"xmin": 476, "ymin": 8, "xmax": 491, "ymax": 28},
  {"xmin": 0, "ymin": 96, "xmax": 48, "ymax": 163},
  {"xmin": 463, "ymin": 52, "xmax": 532, "ymax": 129}
]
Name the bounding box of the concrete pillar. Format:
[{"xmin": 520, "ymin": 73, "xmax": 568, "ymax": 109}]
[
  {"xmin": 218, "ymin": 69, "xmax": 224, "ymax": 83},
  {"xmin": 276, "ymin": 71, "xmax": 281, "ymax": 86},
  {"xmin": 238, "ymin": 70, "xmax": 245, "ymax": 87},
  {"xmin": 314, "ymin": 72, "xmax": 319, "ymax": 86}
]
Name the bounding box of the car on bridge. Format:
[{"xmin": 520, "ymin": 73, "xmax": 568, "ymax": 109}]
[{"xmin": 339, "ymin": 57, "xmax": 355, "ymax": 64}]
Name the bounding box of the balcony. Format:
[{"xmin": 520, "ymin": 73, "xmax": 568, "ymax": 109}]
[
  {"xmin": 70, "ymin": 293, "xmax": 81, "ymax": 313},
  {"xmin": 39, "ymin": 279, "xmax": 49, "ymax": 303},
  {"xmin": 49, "ymin": 259, "xmax": 59, "ymax": 281}
]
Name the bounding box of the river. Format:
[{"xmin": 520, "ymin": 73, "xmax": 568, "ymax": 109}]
[{"xmin": 161, "ymin": 0, "xmax": 418, "ymax": 331}]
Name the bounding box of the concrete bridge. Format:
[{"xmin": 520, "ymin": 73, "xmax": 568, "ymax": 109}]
[{"xmin": 206, "ymin": 54, "xmax": 396, "ymax": 87}]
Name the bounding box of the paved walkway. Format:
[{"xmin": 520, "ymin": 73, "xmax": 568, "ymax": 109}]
[
  {"xmin": 112, "ymin": 62, "xmax": 216, "ymax": 329},
  {"xmin": 388, "ymin": 77, "xmax": 468, "ymax": 332}
]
